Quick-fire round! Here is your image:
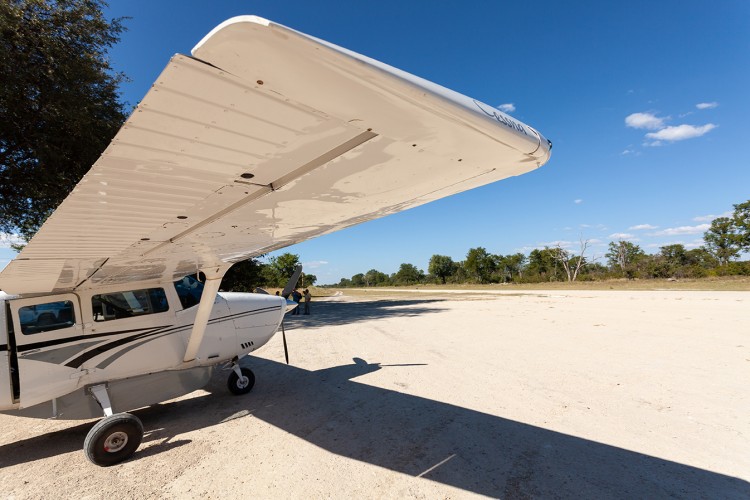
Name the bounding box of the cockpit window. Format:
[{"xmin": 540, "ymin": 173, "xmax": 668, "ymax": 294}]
[
  {"xmin": 174, "ymin": 275, "xmax": 204, "ymax": 309},
  {"xmin": 92, "ymin": 288, "xmax": 168, "ymax": 322},
  {"xmin": 19, "ymin": 300, "xmax": 76, "ymax": 335}
]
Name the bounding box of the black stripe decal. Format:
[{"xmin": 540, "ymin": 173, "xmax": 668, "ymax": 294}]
[
  {"xmin": 89, "ymin": 306, "xmax": 281, "ymax": 369},
  {"xmin": 64, "ymin": 326, "xmax": 173, "ymax": 369},
  {"xmin": 16, "ymin": 327, "xmax": 168, "ymax": 353},
  {"xmin": 0, "ymin": 344, "xmax": 7, "ymax": 352}
]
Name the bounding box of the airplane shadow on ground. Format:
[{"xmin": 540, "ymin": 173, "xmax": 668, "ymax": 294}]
[
  {"xmin": 1, "ymin": 299, "xmax": 747, "ymax": 497},
  {"xmin": 281, "ymin": 299, "xmax": 445, "ymax": 330},
  {"xmin": 2, "ymin": 356, "xmax": 747, "ymax": 498}
]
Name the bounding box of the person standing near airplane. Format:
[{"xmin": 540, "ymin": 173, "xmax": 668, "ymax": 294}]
[
  {"xmin": 303, "ymin": 289, "xmax": 311, "ymax": 315},
  {"xmin": 291, "ymin": 289, "xmax": 302, "ymax": 315}
]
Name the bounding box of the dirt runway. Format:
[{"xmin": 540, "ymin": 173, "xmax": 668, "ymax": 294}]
[{"xmin": 0, "ymin": 290, "xmax": 748, "ymax": 498}]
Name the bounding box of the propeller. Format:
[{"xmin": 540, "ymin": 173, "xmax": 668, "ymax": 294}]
[
  {"xmin": 280, "ymin": 264, "xmax": 303, "ymax": 298},
  {"xmin": 281, "ymin": 320, "xmax": 289, "ymax": 364},
  {"xmin": 278, "ymin": 264, "xmax": 303, "ymax": 365}
]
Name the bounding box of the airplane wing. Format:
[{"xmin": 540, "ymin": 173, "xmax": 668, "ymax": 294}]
[{"xmin": 0, "ymin": 16, "xmax": 551, "ymax": 295}]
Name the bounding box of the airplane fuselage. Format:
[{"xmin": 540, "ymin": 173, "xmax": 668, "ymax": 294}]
[{"xmin": 0, "ymin": 281, "xmax": 285, "ymax": 419}]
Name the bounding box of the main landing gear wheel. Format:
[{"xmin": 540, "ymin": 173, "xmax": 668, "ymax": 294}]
[
  {"xmin": 84, "ymin": 412, "xmax": 143, "ymax": 466},
  {"xmin": 227, "ymin": 367, "xmax": 255, "ymax": 395}
]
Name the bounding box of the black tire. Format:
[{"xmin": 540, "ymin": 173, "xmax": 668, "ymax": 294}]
[
  {"xmin": 227, "ymin": 367, "xmax": 255, "ymax": 395},
  {"xmin": 84, "ymin": 413, "xmax": 143, "ymax": 466}
]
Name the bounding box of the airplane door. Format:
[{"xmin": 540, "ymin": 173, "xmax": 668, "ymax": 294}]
[
  {"xmin": 0, "ymin": 301, "xmax": 18, "ymax": 407},
  {"xmin": 7, "ymin": 294, "xmax": 84, "ymax": 408}
]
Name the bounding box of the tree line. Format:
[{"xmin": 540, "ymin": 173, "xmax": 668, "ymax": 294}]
[{"xmin": 329, "ymin": 200, "xmax": 750, "ymax": 287}]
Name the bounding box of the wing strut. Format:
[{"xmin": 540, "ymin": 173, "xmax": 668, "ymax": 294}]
[{"xmin": 183, "ymin": 265, "xmax": 230, "ymax": 362}]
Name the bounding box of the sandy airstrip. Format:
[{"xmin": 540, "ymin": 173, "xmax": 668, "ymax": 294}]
[{"xmin": 0, "ymin": 289, "xmax": 747, "ymax": 498}]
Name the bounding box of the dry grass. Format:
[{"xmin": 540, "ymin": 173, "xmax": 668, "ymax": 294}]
[{"xmin": 315, "ymin": 276, "xmax": 750, "ymax": 297}]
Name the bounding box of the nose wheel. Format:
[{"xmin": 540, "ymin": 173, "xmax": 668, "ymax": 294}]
[{"xmin": 228, "ymin": 365, "xmax": 255, "ymax": 395}]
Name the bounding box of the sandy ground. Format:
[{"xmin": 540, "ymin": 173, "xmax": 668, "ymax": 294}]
[{"xmin": 0, "ymin": 289, "xmax": 748, "ymax": 499}]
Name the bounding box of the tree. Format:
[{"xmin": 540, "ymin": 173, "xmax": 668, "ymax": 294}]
[
  {"xmin": 731, "ymin": 200, "xmax": 750, "ymax": 251},
  {"xmin": 394, "ymin": 263, "xmax": 423, "ymax": 285},
  {"xmin": 1, "ymin": 0, "xmax": 128, "ymax": 241},
  {"xmin": 221, "ymin": 258, "xmax": 266, "ymax": 292},
  {"xmin": 703, "ymin": 217, "xmax": 741, "ymax": 265},
  {"xmin": 660, "ymin": 244, "xmax": 687, "ymax": 268},
  {"xmin": 606, "ymin": 240, "xmax": 645, "ymax": 277},
  {"xmin": 364, "ymin": 268, "xmax": 389, "ymax": 286},
  {"xmin": 464, "ymin": 247, "xmax": 495, "ymax": 283},
  {"xmin": 263, "ymin": 253, "xmax": 301, "ymax": 287},
  {"xmin": 553, "ymin": 239, "xmax": 589, "ymax": 282},
  {"xmin": 527, "ymin": 247, "xmax": 560, "ymax": 281},
  {"xmin": 502, "ymin": 253, "xmax": 527, "ymax": 281},
  {"xmin": 428, "ymin": 255, "xmax": 456, "ymax": 284}
]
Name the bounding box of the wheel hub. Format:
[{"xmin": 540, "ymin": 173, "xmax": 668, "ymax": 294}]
[{"xmin": 103, "ymin": 431, "xmax": 129, "ymax": 453}]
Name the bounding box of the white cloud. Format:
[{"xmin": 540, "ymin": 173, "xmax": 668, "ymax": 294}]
[
  {"xmin": 625, "ymin": 112, "xmax": 666, "ymax": 130},
  {"xmin": 651, "ymin": 224, "xmax": 710, "ymax": 236},
  {"xmin": 696, "ymin": 102, "xmax": 718, "ymax": 110},
  {"xmin": 497, "ymin": 103, "xmax": 516, "ymax": 113},
  {"xmin": 645, "ymin": 123, "xmax": 716, "ymax": 143},
  {"xmin": 621, "ymin": 148, "xmax": 635, "ymax": 155},
  {"xmin": 693, "ymin": 212, "xmax": 731, "ymax": 222},
  {"xmin": 0, "ymin": 233, "xmax": 23, "ymax": 249},
  {"xmin": 609, "ymin": 233, "xmax": 635, "ymax": 240},
  {"xmin": 574, "ymin": 199, "xmax": 583, "ymax": 204},
  {"xmin": 629, "ymin": 224, "xmax": 658, "ymax": 230}
]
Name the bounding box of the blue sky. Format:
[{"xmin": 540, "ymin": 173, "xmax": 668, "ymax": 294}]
[{"xmin": 2, "ymin": 1, "xmax": 749, "ymax": 283}]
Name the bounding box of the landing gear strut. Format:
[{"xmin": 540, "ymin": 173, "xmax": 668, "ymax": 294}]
[
  {"xmin": 227, "ymin": 363, "xmax": 255, "ymax": 395},
  {"xmin": 84, "ymin": 384, "xmax": 143, "ymax": 466}
]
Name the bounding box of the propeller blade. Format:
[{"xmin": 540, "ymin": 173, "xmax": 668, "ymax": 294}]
[
  {"xmin": 280, "ymin": 264, "xmax": 303, "ymax": 298},
  {"xmin": 281, "ymin": 321, "xmax": 289, "ymax": 364}
]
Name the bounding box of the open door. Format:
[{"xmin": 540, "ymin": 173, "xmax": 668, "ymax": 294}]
[
  {"xmin": 7, "ymin": 294, "xmax": 84, "ymax": 408},
  {"xmin": 0, "ymin": 300, "xmax": 19, "ymax": 408}
]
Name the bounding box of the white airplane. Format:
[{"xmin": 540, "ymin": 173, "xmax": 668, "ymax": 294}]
[{"xmin": 0, "ymin": 16, "xmax": 551, "ymax": 466}]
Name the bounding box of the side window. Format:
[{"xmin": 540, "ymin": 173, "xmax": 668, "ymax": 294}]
[
  {"xmin": 174, "ymin": 275, "xmax": 204, "ymax": 309},
  {"xmin": 92, "ymin": 288, "xmax": 169, "ymax": 322},
  {"xmin": 19, "ymin": 300, "xmax": 76, "ymax": 335}
]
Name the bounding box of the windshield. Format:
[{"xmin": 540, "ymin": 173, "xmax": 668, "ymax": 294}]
[{"xmin": 174, "ymin": 275, "xmax": 205, "ymax": 309}]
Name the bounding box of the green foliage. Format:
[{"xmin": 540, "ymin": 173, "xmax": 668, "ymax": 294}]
[
  {"xmin": 428, "ymin": 255, "xmax": 456, "ymax": 284},
  {"xmin": 263, "ymin": 253, "xmax": 301, "ymax": 287},
  {"xmin": 526, "ymin": 247, "xmax": 561, "ymax": 282},
  {"xmin": 499, "ymin": 253, "xmax": 527, "ymax": 281},
  {"xmin": 364, "ymin": 268, "xmax": 390, "ymax": 286},
  {"xmin": 731, "ymin": 200, "xmax": 750, "ymax": 251},
  {"xmin": 703, "ymin": 217, "xmax": 741, "ymax": 265},
  {"xmin": 464, "ymin": 247, "xmax": 495, "ymax": 283},
  {"xmin": 221, "ymin": 258, "xmax": 265, "ymax": 292},
  {"xmin": 606, "ymin": 240, "xmax": 646, "ymax": 278},
  {"xmin": 393, "ymin": 263, "xmax": 424, "ymax": 285},
  {"xmin": 0, "ymin": 0, "xmax": 128, "ymax": 240}
]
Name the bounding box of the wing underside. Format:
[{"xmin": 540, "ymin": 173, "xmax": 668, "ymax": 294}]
[{"xmin": 0, "ymin": 16, "xmax": 551, "ymax": 295}]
